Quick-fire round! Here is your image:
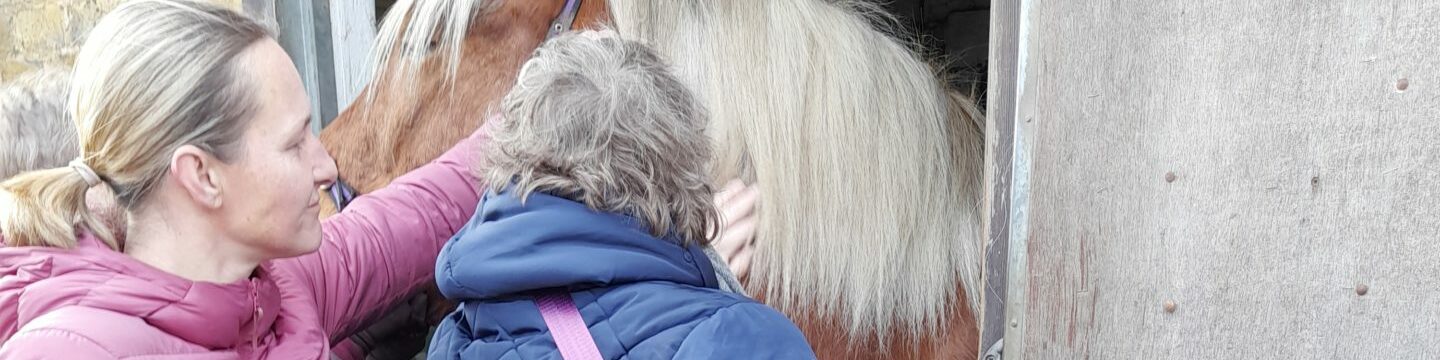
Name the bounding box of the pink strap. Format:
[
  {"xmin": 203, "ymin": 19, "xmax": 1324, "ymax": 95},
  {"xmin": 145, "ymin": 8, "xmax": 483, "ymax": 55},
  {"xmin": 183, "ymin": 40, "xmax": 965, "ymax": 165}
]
[{"xmin": 536, "ymin": 292, "xmax": 604, "ymax": 360}]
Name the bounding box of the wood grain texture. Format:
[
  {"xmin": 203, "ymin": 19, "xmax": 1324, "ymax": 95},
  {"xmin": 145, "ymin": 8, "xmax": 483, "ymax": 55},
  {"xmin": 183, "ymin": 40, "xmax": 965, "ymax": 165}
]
[
  {"xmin": 275, "ymin": 0, "xmax": 375, "ymax": 131},
  {"xmin": 1010, "ymin": 0, "xmax": 1440, "ymax": 357},
  {"xmin": 982, "ymin": 0, "xmax": 1020, "ymax": 357},
  {"xmin": 325, "ymin": 0, "xmax": 375, "ymax": 121}
]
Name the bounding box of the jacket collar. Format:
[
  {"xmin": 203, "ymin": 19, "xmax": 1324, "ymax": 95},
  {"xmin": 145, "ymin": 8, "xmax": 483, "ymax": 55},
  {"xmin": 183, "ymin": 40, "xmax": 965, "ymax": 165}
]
[
  {"xmin": 1, "ymin": 233, "xmax": 280, "ymax": 349},
  {"xmin": 436, "ymin": 189, "xmax": 718, "ymax": 300}
]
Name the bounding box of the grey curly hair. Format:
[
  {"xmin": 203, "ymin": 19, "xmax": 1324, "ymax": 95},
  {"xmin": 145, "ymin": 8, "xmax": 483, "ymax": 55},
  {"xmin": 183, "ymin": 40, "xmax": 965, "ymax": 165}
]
[
  {"xmin": 1, "ymin": 69, "xmax": 76, "ymax": 180},
  {"xmin": 482, "ymin": 32, "xmax": 718, "ymax": 246}
]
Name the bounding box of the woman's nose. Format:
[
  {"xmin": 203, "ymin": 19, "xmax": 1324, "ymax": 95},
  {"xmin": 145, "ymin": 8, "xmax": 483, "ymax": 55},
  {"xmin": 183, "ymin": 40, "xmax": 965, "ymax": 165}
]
[
  {"xmin": 316, "ymin": 157, "xmax": 338, "ymax": 189},
  {"xmin": 311, "ymin": 137, "xmax": 339, "ymax": 188}
]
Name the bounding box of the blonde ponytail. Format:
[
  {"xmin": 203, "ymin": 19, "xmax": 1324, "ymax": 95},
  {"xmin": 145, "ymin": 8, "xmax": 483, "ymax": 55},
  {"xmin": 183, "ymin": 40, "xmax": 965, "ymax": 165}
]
[{"xmin": 1, "ymin": 166, "xmax": 116, "ymax": 249}]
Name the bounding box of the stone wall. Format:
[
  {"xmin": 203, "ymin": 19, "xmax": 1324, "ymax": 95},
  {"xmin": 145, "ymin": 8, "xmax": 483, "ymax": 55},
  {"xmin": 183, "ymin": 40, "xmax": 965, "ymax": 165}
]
[{"xmin": 0, "ymin": 0, "xmax": 243, "ymax": 83}]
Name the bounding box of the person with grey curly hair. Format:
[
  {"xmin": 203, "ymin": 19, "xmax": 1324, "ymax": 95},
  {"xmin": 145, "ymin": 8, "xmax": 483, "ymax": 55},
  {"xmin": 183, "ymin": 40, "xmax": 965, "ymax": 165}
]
[{"xmin": 428, "ymin": 32, "xmax": 815, "ymax": 359}]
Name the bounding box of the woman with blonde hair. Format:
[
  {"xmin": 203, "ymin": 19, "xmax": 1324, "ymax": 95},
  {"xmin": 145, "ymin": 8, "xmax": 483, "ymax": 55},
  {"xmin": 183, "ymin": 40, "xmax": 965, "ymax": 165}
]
[
  {"xmin": 0, "ymin": 1, "xmax": 490, "ymax": 357},
  {"xmin": 0, "ymin": 69, "xmax": 129, "ymax": 251}
]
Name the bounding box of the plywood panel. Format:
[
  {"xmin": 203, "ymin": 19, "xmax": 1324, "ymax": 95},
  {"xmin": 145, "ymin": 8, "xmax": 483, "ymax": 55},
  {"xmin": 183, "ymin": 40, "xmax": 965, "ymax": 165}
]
[
  {"xmin": 1005, "ymin": 0, "xmax": 1440, "ymax": 357},
  {"xmin": 981, "ymin": 0, "xmax": 1021, "ymax": 357}
]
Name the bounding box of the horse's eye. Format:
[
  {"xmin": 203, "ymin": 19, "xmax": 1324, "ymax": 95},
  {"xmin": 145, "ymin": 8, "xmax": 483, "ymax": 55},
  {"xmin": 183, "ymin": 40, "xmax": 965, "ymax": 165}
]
[{"xmin": 404, "ymin": 38, "xmax": 442, "ymax": 57}]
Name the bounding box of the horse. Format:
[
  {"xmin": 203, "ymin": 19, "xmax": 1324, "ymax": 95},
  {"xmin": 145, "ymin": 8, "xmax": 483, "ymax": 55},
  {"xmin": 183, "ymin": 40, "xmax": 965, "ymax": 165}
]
[{"xmin": 320, "ymin": 0, "xmax": 985, "ymax": 358}]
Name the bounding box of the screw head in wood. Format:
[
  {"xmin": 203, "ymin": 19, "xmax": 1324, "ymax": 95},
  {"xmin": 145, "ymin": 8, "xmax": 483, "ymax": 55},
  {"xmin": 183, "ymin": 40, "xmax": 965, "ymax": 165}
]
[
  {"xmin": 1397, "ymin": 78, "xmax": 1409, "ymax": 91},
  {"xmin": 1165, "ymin": 172, "xmax": 1177, "ymax": 183},
  {"xmin": 1163, "ymin": 300, "xmax": 1177, "ymax": 313},
  {"xmin": 1356, "ymin": 284, "xmax": 1369, "ymax": 296}
]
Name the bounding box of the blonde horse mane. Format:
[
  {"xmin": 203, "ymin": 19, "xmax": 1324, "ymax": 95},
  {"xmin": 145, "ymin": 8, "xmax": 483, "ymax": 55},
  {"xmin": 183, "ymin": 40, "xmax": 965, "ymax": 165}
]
[
  {"xmin": 609, "ymin": 0, "xmax": 985, "ymax": 342},
  {"xmin": 367, "ymin": 0, "xmax": 497, "ymax": 96}
]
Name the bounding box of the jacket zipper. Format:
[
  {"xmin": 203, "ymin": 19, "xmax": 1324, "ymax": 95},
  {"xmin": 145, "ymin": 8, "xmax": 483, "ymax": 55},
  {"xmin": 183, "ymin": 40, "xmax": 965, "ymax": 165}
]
[{"xmin": 250, "ymin": 279, "xmax": 261, "ymax": 356}]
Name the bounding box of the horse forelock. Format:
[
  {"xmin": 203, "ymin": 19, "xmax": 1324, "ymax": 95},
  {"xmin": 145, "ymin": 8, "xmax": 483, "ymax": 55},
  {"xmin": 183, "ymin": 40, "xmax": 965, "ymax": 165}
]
[
  {"xmin": 610, "ymin": 0, "xmax": 985, "ymax": 345},
  {"xmin": 368, "ymin": 0, "xmax": 497, "ymax": 102}
]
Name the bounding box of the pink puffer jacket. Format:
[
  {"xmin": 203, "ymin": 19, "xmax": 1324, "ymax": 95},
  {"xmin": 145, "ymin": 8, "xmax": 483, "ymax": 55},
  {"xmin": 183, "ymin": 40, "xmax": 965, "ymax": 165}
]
[{"xmin": 0, "ymin": 129, "xmax": 487, "ymax": 359}]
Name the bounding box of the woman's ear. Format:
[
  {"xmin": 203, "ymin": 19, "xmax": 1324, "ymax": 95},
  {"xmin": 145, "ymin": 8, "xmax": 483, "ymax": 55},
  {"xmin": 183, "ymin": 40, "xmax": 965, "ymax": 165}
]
[{"xmin": 170, "ymin": 145, "xmax": 225, "ymax": 209}]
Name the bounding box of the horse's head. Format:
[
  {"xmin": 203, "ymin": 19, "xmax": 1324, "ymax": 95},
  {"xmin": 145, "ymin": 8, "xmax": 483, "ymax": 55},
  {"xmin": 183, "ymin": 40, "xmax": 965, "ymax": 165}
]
[{"xmin": 320, "ymin": 0, "xmax": 609, "ymax": 203}]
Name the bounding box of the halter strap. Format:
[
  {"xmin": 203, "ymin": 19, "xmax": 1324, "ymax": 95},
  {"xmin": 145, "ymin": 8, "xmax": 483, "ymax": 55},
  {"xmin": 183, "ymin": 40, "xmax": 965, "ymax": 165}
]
[
  {"xmin": 327, "ymin": 177, "xmax": 358, "ymax": 211},
  {"xmin": 546, "ymin": 0, "xmax": 585, "ymax": 40}
]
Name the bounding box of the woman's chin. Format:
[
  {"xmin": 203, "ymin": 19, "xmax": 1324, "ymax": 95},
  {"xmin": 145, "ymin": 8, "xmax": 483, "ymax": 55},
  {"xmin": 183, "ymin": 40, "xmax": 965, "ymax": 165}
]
[
  {"xmin": 274, "ymin": 229, "xmax": 325, "ymax": 259},
  {"xmin": 297, "ymin": 228, "xmax": 325, "ymax": 254}
]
